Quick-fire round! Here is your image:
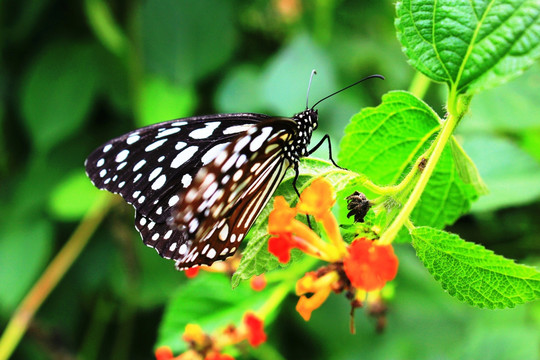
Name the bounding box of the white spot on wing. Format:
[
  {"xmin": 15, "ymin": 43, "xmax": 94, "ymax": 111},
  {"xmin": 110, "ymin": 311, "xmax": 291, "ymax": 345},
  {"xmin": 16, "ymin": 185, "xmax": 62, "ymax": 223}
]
[
  {"xmin": 249, "ymin": 127, "xmax": 272, "ymax": 152},
  {"xmin": 96, "ymin": 158, "xmax": 105, "ymax": 167},
  {"xmin": 234, "ymin": 135, "xmax": 251, "ymax": 152},
  {"xmin": 103, "ymin": 144, "xmax": 112, "ymax": 153},
  {"xmin": 99, "ymin": 169, "xmax": 107, "ymax": 177},
  {"xmin": 127, "ymin": 134, "xmax": 140, "ymax": 144},
  {"xmin": 148, "ymin": 167, "xmax": 162, "ymax": 181},
  {"xmin": 156, "ymin": 127, "xmax": 181, "ymax": 138},
  {"xmin": 115, "ymin": 149, "xmax": 130, "ymax": 162},
  {"xmin": 175, "ymin": 141, "xmax": 187, "ymax": 150},
  {"xmin": 151, "ymin": 174, "xmax": 167, "ymax": 190},
  {"xmin": 223, "ymin": 124, "xmax": 253, "ymax": 135},
  {"xmin": 201, "ymin": 143, "xmax": 229, "ymax": 165},
  {"xmin": 207, "ymin": 248, "xmax": 217, "ymax": 259},
  {"xmin": 182, "ymin": 174, "xmax": 192, "ymax": 187},
  {"xmin": 168, "ymin": 195, "xmax": 179, "ymax": 206},
  {"xmin": 189, "ymin": 122, "xmax": 220, "ymax": 139},
  {"xmin": 171, "ymin": 146, "xmax": 198, "ymax": 168},
  {"xmin": 179, "ymin": 244, "xmax": 188, "ymax": 254},
  {"xmin": 145, "ymin": 139, "xmax": 167, "ymax": 152},
  {"xmin": 219, "ymin": 224, "xmax": 229, "ymax": 241},
  {"xmin": 133, "ymin": 159, "xmax": 146, "ymax": 172}
]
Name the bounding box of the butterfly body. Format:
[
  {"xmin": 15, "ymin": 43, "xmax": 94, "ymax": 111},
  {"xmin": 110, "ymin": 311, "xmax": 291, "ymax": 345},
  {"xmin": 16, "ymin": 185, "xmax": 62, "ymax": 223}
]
[{"xmin": 85, "ymin": 109, "xmax": 319, "ymax": 270}]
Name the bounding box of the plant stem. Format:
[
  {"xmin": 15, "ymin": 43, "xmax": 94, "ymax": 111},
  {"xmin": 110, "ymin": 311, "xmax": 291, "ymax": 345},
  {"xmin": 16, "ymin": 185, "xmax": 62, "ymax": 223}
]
[
  {"xmin": 378, "ymin": 110, "xmax": 459, "ymax": 245},
  {"xmin": 408, "ymin": 72, "xmax": 431, "ymax": 99},
  {"xmin": 84, "ymin": 0, "xmax": 128, "ymax": 57},
  {"xmin": 0, "ymin": 194, "xmax": 114, "ymax": 360}
]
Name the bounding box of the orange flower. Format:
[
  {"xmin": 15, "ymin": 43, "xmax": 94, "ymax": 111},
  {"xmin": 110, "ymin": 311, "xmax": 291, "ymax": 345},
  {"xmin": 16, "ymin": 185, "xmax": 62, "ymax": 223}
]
[
  {"xmin": 267, "ymin": 179, "xmax": 345, "ymax": 263},
  {"xmin": 295, "ymin": 271, "xmax": 339, "ymax": 321},
  {"xmin": 343, "ymin": 238, "xmax": 398, "ymax": 291},
  {"xmin": 184, "ymin": 268, "xmax": 200, "ymax": 278},
  {"xmin": 155, "ymin": 346, "xmax": 175, "ymax": 360},
  {"xmin": 250, "ymin": 274, "xmax": 267, "ymax": 291},
  {"xmin": 182, "ymin": 324, "xmax": 207, "ymax": 347},
  {"xmin": 205, "ymin": 353, "xmax": 235, "ymax": 360},
  {"xmin": 243, "ymin": 312, "xmax": 267, "ymax": 347},
  {"xmin": 267, "ymin": 177, "xmax": 399, "ymax": 324}
]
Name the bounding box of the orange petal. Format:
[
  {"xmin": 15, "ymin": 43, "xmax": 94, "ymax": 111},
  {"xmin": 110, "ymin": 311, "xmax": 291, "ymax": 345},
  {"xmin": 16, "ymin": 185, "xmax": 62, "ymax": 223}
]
[
  {"xmin": 297, "ymin": 178, "xmax": 336, "ymax": 220},
  {"xmin": 155, "ymin": 346, "xmax": 174, "ymax": 360},
  {"xmin": 250, "ymin": 274, "xmax": 267, "ymax": 291},
  {"xmin": 268, "ymin": 196, "xmax": 297, "ymax": 234},
  {"xmin": 343, "ymin": 238, "xmax": 398, "ymax": 291},
  {"xmin": 243, "ymin": 313, "xmax": 267, "ymax": 347},
  {"xmin": 296, "ymin": 286, "xmax": 333, "ymax": 321},
  {"xmin": 182, "ymin": 324, "xmax": 206, "ymax": 345}
]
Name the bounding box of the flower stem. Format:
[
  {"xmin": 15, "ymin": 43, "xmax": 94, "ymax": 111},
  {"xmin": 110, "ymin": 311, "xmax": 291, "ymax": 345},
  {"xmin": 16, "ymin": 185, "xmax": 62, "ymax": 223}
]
[
  {"xmin": 378, "ymin": 109, "xmax": 459, "ymax": 245},
  {"xmin": 0, "ymin": 194, "xmax": 114, "ymax": 360}
]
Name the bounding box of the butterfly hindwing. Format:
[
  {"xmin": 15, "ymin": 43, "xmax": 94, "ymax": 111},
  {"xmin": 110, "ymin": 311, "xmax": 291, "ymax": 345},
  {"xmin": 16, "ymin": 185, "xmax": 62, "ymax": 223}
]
[{"xmin": 169, "ymin": 118, "xmax": 296, "ymax": 269}]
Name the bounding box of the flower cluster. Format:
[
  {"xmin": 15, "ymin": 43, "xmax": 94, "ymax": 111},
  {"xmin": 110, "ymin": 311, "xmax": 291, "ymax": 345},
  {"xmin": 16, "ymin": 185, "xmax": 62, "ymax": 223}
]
[
  {"xmin": 155, "ymin": 312, "xmax": 266, "ymax": 360},
  {"xmin": 268, "ymin": 178, "xmax": 398, "ymax": 323}
]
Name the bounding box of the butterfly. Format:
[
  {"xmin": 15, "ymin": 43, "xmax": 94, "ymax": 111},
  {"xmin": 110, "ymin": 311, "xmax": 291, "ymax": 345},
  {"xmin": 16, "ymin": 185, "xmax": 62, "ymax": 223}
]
[{"xmin": 85, "ymin": 72, "xmax": 383, "ymax": 270}]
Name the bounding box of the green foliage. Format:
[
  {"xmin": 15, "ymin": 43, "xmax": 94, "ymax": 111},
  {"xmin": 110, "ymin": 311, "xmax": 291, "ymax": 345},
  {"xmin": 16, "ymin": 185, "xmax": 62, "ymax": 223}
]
[
  {"xmin": 137, "ymin": 76, "xmax": 197, "ymax": 127},
  {"xmin": 339, "ymin": 91, "xmax": 477, "ymax": 230},
  {"xmin": 0, "ymin": 220, "xmax": 52, "ymax": 315},
  {"xmin": 48, "ymin": 171, "xmax": 101, "ymax": 221},
  {"xmin": 396, "ymin": 0, "xmax": 540, "ymax": 94},
  {"xmin": 158, "ymin": 274, "xmax": 272, "ymax": 352},
  {"xmin": 463, "ymin": 134, "xmax": 540, "ymax": 212},
  {"xmin": 141, "ymin": 0, "xmax": 237, "ymax": 85},
  {"xmin": 1, "ymin": 0, "xmax": 539, "ymax": 358},
  {"xmin": 21, "ymin": 42, "xmax": 100, "ymax": 152},
  {"xmin": 411, "ymin": 227, "xmax": 540, "ymax": 308}
]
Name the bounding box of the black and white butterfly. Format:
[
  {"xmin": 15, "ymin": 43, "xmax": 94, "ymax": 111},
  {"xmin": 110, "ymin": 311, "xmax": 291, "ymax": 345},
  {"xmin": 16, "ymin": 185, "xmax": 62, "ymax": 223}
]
[{"xmin": 85, "ymin": 73, "xmax": 383, "ymax": 271}]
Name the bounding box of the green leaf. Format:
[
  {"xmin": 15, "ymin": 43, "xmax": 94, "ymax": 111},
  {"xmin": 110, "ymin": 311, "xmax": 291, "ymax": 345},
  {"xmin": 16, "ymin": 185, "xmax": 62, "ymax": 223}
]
[
  {"xmin": 450, "ymin": 137, "xmax": 489, "ymax": 195},
  {"xmin": 0, "ymin": 218, "xmax": 52, "ymax": 315},
  {"xmin": 411, "ymin": 226, "xmax": 540, "ymax": 308},
  {"xmin": 396, "ymin": 0, "xmax": 540, "ymax": 94},
  {"xmin": 48, "ymin": 170, "xmax": 101, "ymax": 221},
  {"xmin": 157, "ymin": 274, "xmax": 272, "ymax": 352},
  {"xmin": 232, "ymin": 158, "xmax": 365, "ymax": 287},
  {"xmin": 20, "ymin": 41, "xmax": 100, "ymax": 152},
  {"xmin": 339, "ymin": 91, "xmax": 477, "ymax": 230},
  {"xmin": 137, "ymin": 76, "xmax": 197, "ymax": 127},
  {"xmin": 141, "ymin": 0, "xmax": 237, "ymax": 85},
  {"xmin": 462, "ymin": 134, "xmax": 540, "ymax": 212}
]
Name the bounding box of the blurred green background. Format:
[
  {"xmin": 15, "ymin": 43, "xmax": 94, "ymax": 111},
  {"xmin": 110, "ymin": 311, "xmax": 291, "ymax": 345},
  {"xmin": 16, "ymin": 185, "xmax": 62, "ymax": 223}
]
[{"xmin": 0, "ymin": 0, "xmax": 539, "ymax": 359}]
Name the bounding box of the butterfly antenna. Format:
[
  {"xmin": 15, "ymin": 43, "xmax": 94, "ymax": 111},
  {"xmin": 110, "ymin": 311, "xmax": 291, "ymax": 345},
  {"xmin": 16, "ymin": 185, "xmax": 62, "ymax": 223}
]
[
  {"xmin": 306, "ymin": 69, "xmax": 317, "ymax": 109},
  {"xmin": 310, "ymin": 74, "xmax": 385, "ymax": 109}
]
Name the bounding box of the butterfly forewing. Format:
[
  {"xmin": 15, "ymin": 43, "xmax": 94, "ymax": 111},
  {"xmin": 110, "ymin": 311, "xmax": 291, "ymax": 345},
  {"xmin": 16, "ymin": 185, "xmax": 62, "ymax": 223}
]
[{"xmin": 85, "ymin": 114, "xmax": 269, "ymax": 224}]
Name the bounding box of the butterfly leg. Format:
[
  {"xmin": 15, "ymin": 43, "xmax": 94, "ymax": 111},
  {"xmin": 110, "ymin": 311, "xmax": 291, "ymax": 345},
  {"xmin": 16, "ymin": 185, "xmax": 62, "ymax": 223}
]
[
  {"xmin": 308, "ymin": 134, "xmax": 346, "ymax": 170},
  {"xmin": 292, "ymin": 164, "xmax": 313, "ymax": 229}
]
